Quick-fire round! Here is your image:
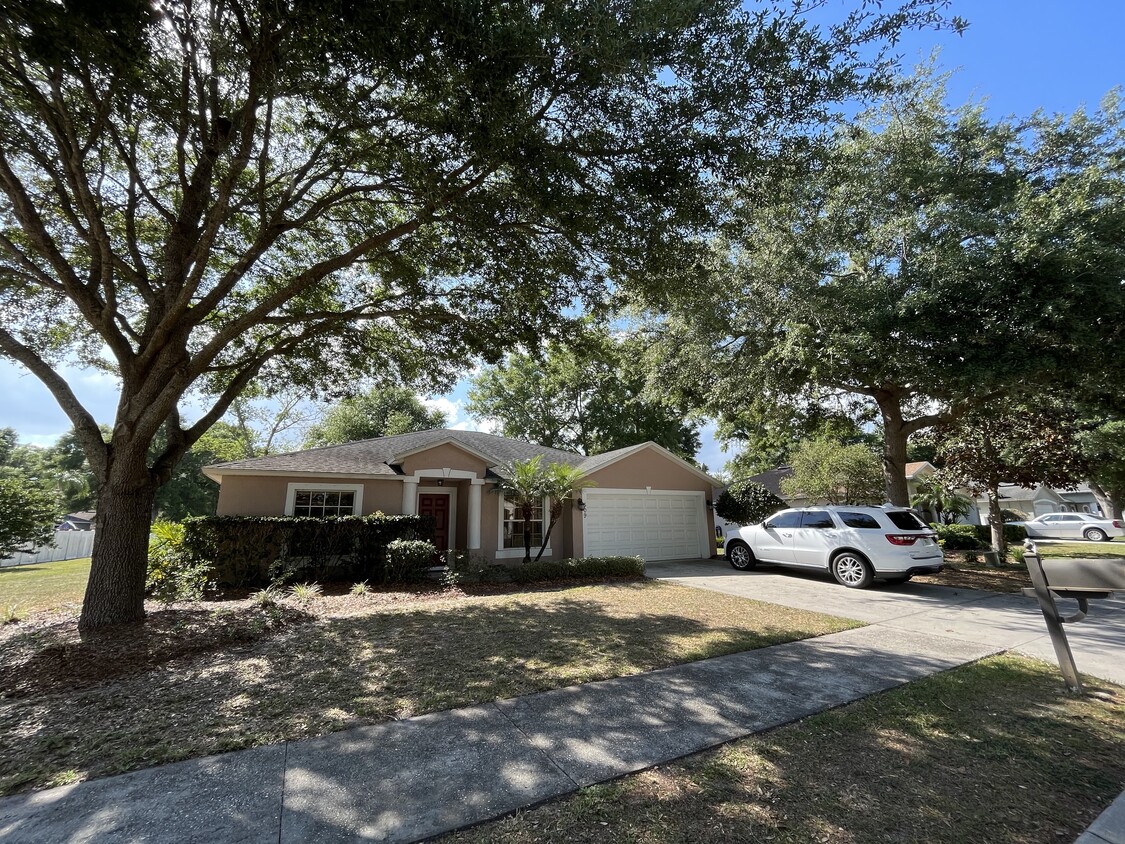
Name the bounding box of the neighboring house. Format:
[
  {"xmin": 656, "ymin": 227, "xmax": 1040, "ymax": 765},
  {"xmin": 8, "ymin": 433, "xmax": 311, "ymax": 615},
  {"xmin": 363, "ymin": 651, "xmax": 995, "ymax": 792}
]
[
  {"xmin": 1056, "ymin": 483, "xmax": 1104, "ymax": 515},
  {"xmin": 202, "ymin": 429, "xmax": 718, "ymax": 563},
  {"xmin": 57, "ymin": 511, "xmax": 96, "ymax": 531},
  {"xmin": 974, "ymin": 482, "xmax": 1104, "ymax": 520}
]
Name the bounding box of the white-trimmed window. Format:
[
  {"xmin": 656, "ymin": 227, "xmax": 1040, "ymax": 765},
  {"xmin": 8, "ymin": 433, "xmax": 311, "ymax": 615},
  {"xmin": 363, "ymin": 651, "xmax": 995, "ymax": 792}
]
[
  {"xmin": 285, "ymin": 483, "xmax": 363, "ymax": 517},
  {"xmin": 501, "ymin": 495, "xmax": 545, "ymax": 550}
]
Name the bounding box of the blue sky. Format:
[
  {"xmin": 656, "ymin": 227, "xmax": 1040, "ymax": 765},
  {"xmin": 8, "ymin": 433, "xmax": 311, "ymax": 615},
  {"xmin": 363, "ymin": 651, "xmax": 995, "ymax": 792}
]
[{"xmin": 3, "ymin": 1, "xmax": 1123, "ymax": 465}]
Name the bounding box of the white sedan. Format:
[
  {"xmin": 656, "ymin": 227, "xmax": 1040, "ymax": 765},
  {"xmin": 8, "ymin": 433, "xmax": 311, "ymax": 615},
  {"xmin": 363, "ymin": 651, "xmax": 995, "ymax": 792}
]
[{"xmin": 1018, "ymin": 513, "xmax": 1124, "ymax": 542}]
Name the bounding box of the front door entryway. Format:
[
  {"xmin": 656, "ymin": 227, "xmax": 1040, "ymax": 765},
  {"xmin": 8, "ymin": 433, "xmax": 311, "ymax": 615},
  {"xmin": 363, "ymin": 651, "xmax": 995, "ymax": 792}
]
[{"xmin": 418, "ymin": 493, "xmax": 451, "ymax": 552}]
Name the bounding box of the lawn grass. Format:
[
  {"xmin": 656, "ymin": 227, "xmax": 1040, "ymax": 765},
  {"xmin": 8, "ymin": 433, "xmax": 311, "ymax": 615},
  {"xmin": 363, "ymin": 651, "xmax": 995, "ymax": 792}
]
[
  {"xmin": 0, "ymin": 558, "xmax": 90, "ymax": 614},
  {"xmin": 445, "ymin": 655, "xmax": 1125, "ymax": 844},
  {"xmin": 0, "ymin": 579, "xmax": 859, "ymax": 796},
  {"xmin": 1035, "ymin": 540, "xmax": 1125, "ymax": 559}
]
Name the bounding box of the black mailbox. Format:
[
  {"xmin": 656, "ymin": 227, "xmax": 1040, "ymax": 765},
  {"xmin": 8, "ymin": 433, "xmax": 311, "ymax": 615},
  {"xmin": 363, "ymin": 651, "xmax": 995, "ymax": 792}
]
[
  {"xmin": 1039, "ymin": 558, "xmax": 1125, "ymax": 596},
  {"xmin": 1023, "ymin": 541, "xmax": 1124, "ymax": 692}
]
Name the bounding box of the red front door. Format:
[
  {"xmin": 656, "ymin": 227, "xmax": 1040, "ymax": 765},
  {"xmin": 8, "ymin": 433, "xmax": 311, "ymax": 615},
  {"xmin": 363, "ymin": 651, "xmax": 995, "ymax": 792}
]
[{"xmin": 418, "ymin": 494, "xmax": 451, "ymax": 552}]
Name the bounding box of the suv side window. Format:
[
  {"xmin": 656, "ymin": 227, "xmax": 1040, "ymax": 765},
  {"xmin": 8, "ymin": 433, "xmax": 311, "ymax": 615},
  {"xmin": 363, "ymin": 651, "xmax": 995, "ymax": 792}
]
[
  {"xmin": 764, "ymin": 512, "xmax": 802, "ymax": 529},
  {"xmin": 838, "ymin": 511, "xmax": 880, "ymax": 529},
  {"xmin": 801, "ymin": 510, "xmax": 835, "ymax": 529}
]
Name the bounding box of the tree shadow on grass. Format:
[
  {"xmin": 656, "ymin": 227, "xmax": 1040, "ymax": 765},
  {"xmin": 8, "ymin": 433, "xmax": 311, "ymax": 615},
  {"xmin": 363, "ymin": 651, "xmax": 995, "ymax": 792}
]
[
  {"xmin": 0, "ymin": 584, "xmax": 840, "ymax": 796},
  {"xmin": 444, "ymin": 656, "xmax": 1125, "ymax": 844}
]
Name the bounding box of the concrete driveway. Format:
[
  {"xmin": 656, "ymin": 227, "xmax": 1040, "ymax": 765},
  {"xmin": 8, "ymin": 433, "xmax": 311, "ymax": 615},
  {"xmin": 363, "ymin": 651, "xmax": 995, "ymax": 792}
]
[{"xmin": 648, "ymin": 558, "xmax": 1125, "ymax": 685}]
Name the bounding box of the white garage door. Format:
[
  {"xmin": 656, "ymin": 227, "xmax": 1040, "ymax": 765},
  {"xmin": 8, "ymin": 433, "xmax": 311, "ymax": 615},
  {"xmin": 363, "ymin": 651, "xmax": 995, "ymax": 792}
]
[{"xmin": 583, "ymin": 492, "xmax": 706, "ymax": 561}]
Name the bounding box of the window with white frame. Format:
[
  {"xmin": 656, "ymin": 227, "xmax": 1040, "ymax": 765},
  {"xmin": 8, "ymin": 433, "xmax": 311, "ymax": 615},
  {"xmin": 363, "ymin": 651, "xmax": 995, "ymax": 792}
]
[
  {"xmin": 502, "ymin": 495, "xmax": 545, "ymax": 549},
  {"xmin": 292, "ymin": 489, "xmax": 356, "ymax": 517}
]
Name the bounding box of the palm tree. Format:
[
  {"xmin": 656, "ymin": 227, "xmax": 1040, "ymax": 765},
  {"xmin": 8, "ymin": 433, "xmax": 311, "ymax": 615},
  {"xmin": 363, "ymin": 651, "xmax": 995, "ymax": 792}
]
[
  {"xmin": 493, "ymin": 457, "xmax": 547, "ymax": 564},
  {"xmin": 911, "ymin": 475, "xmax": 972, "ymax": 525},
  {"xmin": 494, "ymin": 457, "xmax": 596, "ymax": 563},
  {"xmin": 534, "ymin": 463, "xmax": 596, "ymax": 562}
]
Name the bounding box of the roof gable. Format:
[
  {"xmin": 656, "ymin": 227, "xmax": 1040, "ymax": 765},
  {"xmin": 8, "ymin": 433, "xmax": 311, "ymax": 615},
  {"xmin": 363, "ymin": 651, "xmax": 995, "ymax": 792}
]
[{"xmin": 579, "ymin": 441, "xmax": 721, "ymax": 486}]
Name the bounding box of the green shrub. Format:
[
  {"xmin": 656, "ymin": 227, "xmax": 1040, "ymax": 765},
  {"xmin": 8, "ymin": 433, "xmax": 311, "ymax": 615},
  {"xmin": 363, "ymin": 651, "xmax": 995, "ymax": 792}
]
[
  {"xmin": 384, "ymin": 539, "xmax": 436, "ymax": 583},
  {"xmin": 288, "ymin": 582, "xmax": 323, "ymax": 604},
  {"xmin": 251, "ymin": 586, "xmax": 282, "ymax": 608},
  {"xmin": 508, "ymin": 555, "xmax": 646, "ymax": 584},
  {"xmin": 1010, "ymin": 546, "xmax": 1026, "ymax": 564},
  {"xmin": 146, "ymin": 520, "xmax": 212, "ymax": 603},
  {"xmin": 962, "ymin": 550, "xmax": 980, "ymax": 563},
  {"xmin": 715, "ymin": 480, "xmax": 786, "ymax": 526},
  {"xmin": 180, "ymin": 514, "xmax": 435, "ymax": 587},
  {"xmin": 932, "ymin": 523, "xmax": 983, "ymax": 551},
  {"xmin": 350, "ymin": 581, "xmax": 371, "ymax": 595},
  {"xmin": 972, "ymin": 524, "xmax": 1027, "ymax": 544}
]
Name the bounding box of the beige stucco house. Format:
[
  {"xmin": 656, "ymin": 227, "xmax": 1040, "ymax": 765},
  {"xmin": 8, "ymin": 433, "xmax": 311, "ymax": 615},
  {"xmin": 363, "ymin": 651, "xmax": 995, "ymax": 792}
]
[{"xmin": 202, "ymin": 429, "xmax": 719, "ymax": 563}]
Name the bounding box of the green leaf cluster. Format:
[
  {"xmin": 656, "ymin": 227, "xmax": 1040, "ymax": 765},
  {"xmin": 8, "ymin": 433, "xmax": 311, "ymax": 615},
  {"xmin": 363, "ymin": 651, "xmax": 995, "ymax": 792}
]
[
  {"xmin": 0, "ymin": 467, "xmax": 62, "ymax": 557},
  {"xmin": 304, "ymin": 387, "xmax": 446, "ymax": 448},
  {"xmin": 469, "ymin": 328, "xmax": 700, "ymax": 459},
  {"xmin": 780, "ymin": 439, "xmax": 884, "ymax": 506},
  {"xmin": 714, "ymin": 480, "xmax": 786, "ymax": 526}
]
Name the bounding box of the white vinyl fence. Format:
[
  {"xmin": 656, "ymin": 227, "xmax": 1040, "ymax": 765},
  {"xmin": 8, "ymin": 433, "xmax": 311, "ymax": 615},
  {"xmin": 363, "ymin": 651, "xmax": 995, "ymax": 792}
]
[{"xmin": 1, "ymin": 530, "xmax": 95, "ymax": 566}]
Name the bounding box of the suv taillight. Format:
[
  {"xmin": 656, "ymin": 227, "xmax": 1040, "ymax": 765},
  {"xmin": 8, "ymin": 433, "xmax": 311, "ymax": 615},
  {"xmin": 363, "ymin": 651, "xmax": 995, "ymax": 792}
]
[{"xmin": 886, "ymin": 534, "xmax": 919, "ymax": 546}]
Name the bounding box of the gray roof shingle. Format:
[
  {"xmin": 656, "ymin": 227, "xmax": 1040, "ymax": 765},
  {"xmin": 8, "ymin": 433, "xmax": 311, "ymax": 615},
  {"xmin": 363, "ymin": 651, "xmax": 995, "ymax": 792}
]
[{"xmin": 204, "ymin": 428, "xmax": 610, "ymax": 478}]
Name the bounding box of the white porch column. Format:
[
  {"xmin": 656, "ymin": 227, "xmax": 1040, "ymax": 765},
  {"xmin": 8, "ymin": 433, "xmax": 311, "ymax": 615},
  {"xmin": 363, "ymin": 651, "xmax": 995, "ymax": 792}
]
[
  {"xmin": 402, "ymin": 479, "xmax": 419, "ymax": 515},
  {"xmin": 467, "ymin": 481, "xmax": 483, "ymax": 550}
]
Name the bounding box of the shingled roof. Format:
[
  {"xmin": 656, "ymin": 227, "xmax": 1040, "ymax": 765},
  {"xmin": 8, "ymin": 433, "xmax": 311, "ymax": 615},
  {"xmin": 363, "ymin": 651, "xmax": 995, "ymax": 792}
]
[{"xmin": 202, "ymin": 428, "xmax": 643, "ymax": 480}]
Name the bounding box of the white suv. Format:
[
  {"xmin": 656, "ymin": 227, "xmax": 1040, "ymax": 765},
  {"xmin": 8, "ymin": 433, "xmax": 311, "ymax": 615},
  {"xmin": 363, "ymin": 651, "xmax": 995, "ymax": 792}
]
[{"xmin": 724, "ymin": 505, "xmax": 943, "ymax": 589}]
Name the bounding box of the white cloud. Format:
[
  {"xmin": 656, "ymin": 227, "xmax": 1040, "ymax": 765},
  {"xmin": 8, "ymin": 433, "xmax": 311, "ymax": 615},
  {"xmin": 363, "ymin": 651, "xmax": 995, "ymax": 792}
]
[{"xmin": 421, "ymin": 396, "xmax": 462, "ymax": 423}]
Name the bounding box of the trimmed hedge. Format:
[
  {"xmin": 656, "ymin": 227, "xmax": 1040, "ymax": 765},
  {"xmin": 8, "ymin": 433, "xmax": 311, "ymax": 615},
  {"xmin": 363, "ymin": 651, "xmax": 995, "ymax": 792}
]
[
  {"xmin": 181, "ymin": 514, "xmax": 435, "ymax": 586},
  {"xmin": 973, "ymin": 523, "xmax": 1028, "ymax": 544},
  {"xmin": 507, "ymin": 556, "xmax": 646, "ymax": 584},
  {"xmin": 932, "ymin": 522, "xmax": 1028, "ymax": 551},
  {"xmin": 932, "ymin": 523, "xmax": 983, "ymax": 550}
]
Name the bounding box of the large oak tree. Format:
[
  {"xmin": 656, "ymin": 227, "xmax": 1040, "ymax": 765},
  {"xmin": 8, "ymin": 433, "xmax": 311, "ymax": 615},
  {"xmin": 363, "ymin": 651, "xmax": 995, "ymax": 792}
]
[
  {"xmin": 0, "ymin": 0, "xmax": 954, "ymax": 627},
  {"xmin": 645, "ymin": 67, "xmax": 1125, "ymax": 506}
]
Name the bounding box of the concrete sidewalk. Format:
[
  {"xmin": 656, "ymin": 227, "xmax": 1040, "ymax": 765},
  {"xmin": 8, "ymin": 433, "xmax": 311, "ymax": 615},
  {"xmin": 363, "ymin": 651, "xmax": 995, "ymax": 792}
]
[{"xmin": 0, "ymin": 624, "xmax": 997, "ymax": 844}]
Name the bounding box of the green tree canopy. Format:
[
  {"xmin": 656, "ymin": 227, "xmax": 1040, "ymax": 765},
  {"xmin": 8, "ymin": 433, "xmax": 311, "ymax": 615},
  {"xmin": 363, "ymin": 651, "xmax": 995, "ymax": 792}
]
[
  {"xmin": 644, "ymin": 65, "xmax": 1125, "ymax": 507},
  {"xmin": 0, "ymin": 468, "xmax": 61, "ymax": 558},
  {"xmin": 305, "ymin": 387, "xmax": 447, "ymax": 448},
  {"xmin": 1080, "ymin": 422, "xmax": 1125, "ymax": 520},
  {"xmin": 780, "ymin": 439, "xmax": 884, "ymax": 506},
  {"xmin": 468, "ymin": 328, "xmax": 700, "ymax": 459},
  {"xmin": 935, "ymin": 400, "xmax": 1090, "ymax": 555},
  {"xmin": 0, "ymin": 0, "xmax": 957, "ymax": 627},
  {"xmin": 715, "ymin": 479, "xmax": 786, "ymax": 525}
]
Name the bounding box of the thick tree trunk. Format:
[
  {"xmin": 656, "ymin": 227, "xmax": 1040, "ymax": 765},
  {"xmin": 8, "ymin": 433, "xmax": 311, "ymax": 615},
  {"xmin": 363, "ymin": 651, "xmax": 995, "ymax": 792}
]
[
  {"xmin": 1088, "ymin": 480, "xmax": 1123, "ymax": 521},
  {"xmin": 986, "ymin": 482, "xmax": 1006, "ymax": 563},
  {"xmin": 79, "ymin": 454, "xmax": 157, "ymax": 631},
  {"xmin": 878, "ymin": 404, "xmax": 911, "ymax": 507}
]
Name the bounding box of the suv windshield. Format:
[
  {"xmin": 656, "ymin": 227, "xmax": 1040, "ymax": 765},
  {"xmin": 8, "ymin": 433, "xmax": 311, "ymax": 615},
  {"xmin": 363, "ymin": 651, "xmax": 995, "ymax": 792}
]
[{"xmin": 886, "ymin": 510, "xmax": 927, "ymax": 531}]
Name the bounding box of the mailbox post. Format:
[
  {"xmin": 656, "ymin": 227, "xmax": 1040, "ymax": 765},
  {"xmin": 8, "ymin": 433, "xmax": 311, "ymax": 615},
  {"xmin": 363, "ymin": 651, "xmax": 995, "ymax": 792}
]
[{"xmin": 1021, "ymin": 539, "xmax": 1123, "ymax": 692}]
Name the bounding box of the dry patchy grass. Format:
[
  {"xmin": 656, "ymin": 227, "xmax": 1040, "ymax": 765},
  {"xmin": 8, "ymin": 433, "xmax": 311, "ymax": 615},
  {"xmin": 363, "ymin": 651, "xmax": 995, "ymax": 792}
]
[
  {"xmin": 0, "ymin": 578, "xmax": 857, "ymax": 796},
  {"xmin": 446, "ymin": 655, "xmax": 1125, "ymax": 844}
]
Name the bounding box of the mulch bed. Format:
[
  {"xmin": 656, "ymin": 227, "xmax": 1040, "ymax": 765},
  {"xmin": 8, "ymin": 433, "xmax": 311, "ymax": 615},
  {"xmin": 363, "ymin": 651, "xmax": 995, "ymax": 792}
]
[{"xmin": 912, "ymin": 556, "xmax": 1032, "ymax": 593}]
